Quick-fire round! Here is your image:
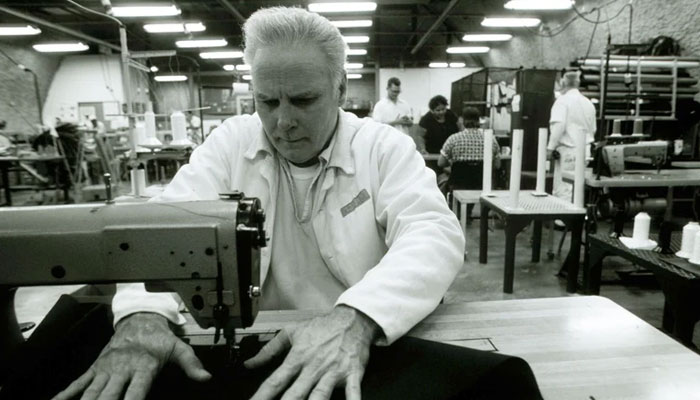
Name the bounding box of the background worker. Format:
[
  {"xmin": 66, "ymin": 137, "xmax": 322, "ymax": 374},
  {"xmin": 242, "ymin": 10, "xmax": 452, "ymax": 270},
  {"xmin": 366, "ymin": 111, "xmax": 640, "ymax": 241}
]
[{"xmin": 371, "ymin": 77, "xmax": 413, "ymax": 134}]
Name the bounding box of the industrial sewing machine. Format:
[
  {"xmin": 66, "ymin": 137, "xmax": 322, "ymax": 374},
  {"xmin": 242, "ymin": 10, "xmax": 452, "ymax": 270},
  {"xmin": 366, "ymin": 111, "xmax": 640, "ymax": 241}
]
[
  {"xmin": 596, "ymin": 139, "xmax": 668, "ymax": 177},
  {"xmin": 0, "ymin": 194, "xmax": 266, "ymax": 371}
]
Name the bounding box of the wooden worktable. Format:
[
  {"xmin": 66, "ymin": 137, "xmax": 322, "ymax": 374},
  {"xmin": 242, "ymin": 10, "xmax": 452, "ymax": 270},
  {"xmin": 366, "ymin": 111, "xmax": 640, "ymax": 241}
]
[
  {"xmin": 563, "ymin": 168, "xmax": 700, "ymax": 188},
  {"xmin": 182, "ymin": 296, "xmax": 700, "ymax": 400}
]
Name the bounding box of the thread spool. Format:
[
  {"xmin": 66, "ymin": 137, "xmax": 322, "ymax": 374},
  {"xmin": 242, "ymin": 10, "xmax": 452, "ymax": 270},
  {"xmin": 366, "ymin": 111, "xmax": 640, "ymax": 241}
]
[
  {"xmin": 632, "ymin": 212, "xmax": 651, "ymax": 242},
  {"xmin": 133, "ymin": 122, "xmax": 147, "ymax": 147},
  {"xmin": 142, "ymin": 104, "xmax": 161, "ymax": 146},
  {"xmin": 170, "ymin": 111, "xmax": 192, "ymax": 147},
  {"xmin": 676, "ymin": 221, "xmax": 700, "ymax": 258},
  {"xmin": 509, "ymin": 129, "xmax": 523, "ymax": 208},
  {"xmin": 482, "ymin": 129, "xmax": 493, "ymax": 193},
  {"xmin": 535, "ymin": 127, "xmax": 547, "ymax": 194},
  {"xmin": 611, "ymin": 119, "xmax": 622, "ymax": 136},
  {"xmin": 130, "ymin": 164, "xmax": 147, "ymax": 196},
  {"xmin": 689, "ymin": 231, "xmax": 700, "ymax": 265},
  {"xmin": 632, "ymin": 118, "xmax": 643, "ymax": 136}
]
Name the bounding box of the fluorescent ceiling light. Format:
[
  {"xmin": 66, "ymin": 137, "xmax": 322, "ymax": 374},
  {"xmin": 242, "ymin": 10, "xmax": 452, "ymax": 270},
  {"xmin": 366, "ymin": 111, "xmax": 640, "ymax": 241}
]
[
  {"xmin": 330, "ymin": 19, "xmax": 373, "ymax": 28},
  {"xmin": 308, "ymin": 2, "xmax": 377, "ymax": 13},
  {"xmin": 235, "ymin": 64, "xmax": 251, "ymax": 71},
  {"xmin": 450, "ymin": 62, "xmax": 466, "ymax": 68},
  {"xmin": 242, "ymin": 74, "xmax": 252, "ymax": 80},
  {"xmin": 154, "ymin": 75, "xmax": 187, "ymax": 82},
  {"xmin": 111, "ymin": 5, "xmax": 181, "ymax": 17},
  {"xmin": 143, "ymin": 22, "xmax": 205, "ymax": 33},
  {"xmin": 342, "ymin": 35, "xmax": 369, "ymax": 44},
  {"xmin": 446, "ymin": 46, "xmax": 490, "ymax": 54},
  {"xmin": 347, "ymin": 74, "xmax": 363, "ymax": 79},
  {"xmin": 462, "ymin": 33, "xmax": 512, "ymax": 42},
  {"xmin": 223, "ymin": 64, "xmax": 235, "ymax": 71},
  {"xmin": 347, "ymin": 48, "xmax": 367, "ymax": 56},
  {"xmin": 429, "ymin": 62, "xmax": 448, "ymax": 68},
  {"xmin": 481, "ymin": 17, "xmax": 541, "ymax": 27},
  {"xmin": 345, "ymin": 63, "xmax": 363, "ymax": 69},
  {"xmin": 176, "ymin": 39, "xmax": 227, "ymax": 48},
  {"xmin": 0, "ymin": 24, "xmax": 41, "ymax": 36},
  {"xmin": 150, "ymin": 65, "xmax": 159, "ymax": 72},
  {"xmin": 199, "ymin": 51, "xmax": 243, "ymax": 59},
  {"xmin": 33, "ymin": 42, "xmax": 89, "ymax": 53},
  {"xmin": 504, "ymin": 0, "xmax": 573, "ymax": 10}
]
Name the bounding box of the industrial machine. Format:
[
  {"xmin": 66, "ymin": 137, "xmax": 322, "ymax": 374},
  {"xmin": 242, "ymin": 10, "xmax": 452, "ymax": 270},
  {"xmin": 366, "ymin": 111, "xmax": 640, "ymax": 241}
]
[
  {"xmin": 595, "ymin": 139, "xmax": 668, "ymax": 177},
  {"xmin": 0, "ymin": 193, "xmax": 266, "ymax": 370}
]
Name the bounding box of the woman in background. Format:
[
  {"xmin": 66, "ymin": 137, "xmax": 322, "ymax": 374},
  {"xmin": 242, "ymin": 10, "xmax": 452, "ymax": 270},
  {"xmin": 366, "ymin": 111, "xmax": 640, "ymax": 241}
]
[{"xmin": 419, "ymin": 95, "xmax": 459, "ymax": 155}]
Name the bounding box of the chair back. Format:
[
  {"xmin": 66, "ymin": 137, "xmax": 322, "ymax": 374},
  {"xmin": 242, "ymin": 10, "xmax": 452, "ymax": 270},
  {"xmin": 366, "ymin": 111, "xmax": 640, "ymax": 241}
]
[{"xmin": 449, "ymin": 161, "xmax": 484, "ymax": 191}]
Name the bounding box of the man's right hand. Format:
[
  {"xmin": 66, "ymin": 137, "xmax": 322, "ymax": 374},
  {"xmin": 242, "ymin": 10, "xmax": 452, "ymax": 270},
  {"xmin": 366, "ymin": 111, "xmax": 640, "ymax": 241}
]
[{"xmin": 52, "ymin": 312, "xmax": 211, "ymax": 400}]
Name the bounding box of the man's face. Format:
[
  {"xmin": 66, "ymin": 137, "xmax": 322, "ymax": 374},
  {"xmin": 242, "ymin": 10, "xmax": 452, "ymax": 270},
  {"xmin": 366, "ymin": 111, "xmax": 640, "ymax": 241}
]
[
  {"xmin": 387, "ymin": 84, "xmax": 401, "ymax": 101},
  {"xmin": 252, "ymin": 43, "xmax": 343, "ymax": 165}
]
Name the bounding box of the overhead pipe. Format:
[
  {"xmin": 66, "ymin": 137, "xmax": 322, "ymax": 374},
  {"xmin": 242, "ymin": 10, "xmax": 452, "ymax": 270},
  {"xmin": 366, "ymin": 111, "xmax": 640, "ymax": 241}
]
[
  {"xmin": 0, "ymin": 6, "xmax": 120, "ymax": 52},
  {"xmin": 410, "ymin": 0, "xmax": 460, "ymax": 55},
  {"xmin": 216, "ymin": 0, "xmax": 246, "ymax": 24}
]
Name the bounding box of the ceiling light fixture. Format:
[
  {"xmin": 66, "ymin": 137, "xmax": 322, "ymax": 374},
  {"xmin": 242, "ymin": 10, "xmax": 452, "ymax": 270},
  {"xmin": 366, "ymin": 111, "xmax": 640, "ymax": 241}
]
[
  {"xmin": 449, "ymin": 62, "xmax": 466, "ymax": 68},
  {"xmin": 154, "ymin": 75, "xmax": 187, "ymax": 82},
  {"xmin": 199, "ymin": 51, "xmax": 243, "ymax": 59},
  {"xmin": 223, "ymin": 64, "xmax": 235, "ymax": 71},
  {"xmin": 242, "ymin": 74, "xmax": 252, "ymax": 80},
  {"xmin": 446, "ymin": 46, "xmax": 490, "ymax": 54},
  {"xmin": 0, "ymin": 24, "xmax": 41, "ymax": 36},
  {"xmin": 235, "ymin": 64, "xmax": 251, "ymax": 71},
  {"xmin": 143, "ymin": 22, "xmax": 205, "ymax": 33},
  {"xmin": 462, "ymin": 33, "xmax": 513, "ymax": 42},
  {"xmin": 428, "ymin": 62, "xmax": 448, "ymax": 68},
  {"xmin": 481, "ymin": 17, "xmax": 541, "ymax": 27},
  {"xmin": 342, "ymin": 35, "xmax": 370, "ymax": 44},
  {"xmin": 150, "ymin": 65, "xmax": 159, "ymax": 72},
  {"xmin": 347, "ymin": 74, "xmax": 363, "ymax": 79},
  {"xmin": 111, "ymin": 5, "xmax": 181, "ymax": 17},
  {"xmin": 308, "ymin": 2, "xmax": 377, "ymax": 13},
  {"xmin": 345, "ymin": 63, "xmax": 363, "ymax": 69},
  {"xmin": 330, "ymin": 19, "xmax": 373, "ymax": 28},
  {"xmin": 176, "ymin": 39, "xmax": 227, "ymax": 48},
  {"xmin": 32, "ymin": 42, "xmax": 89, "ymax": 53},
  {"xmin": 347, "ymin": 48, "xmax": 367, "ymax": 56},
  {"xmin": 504, "ymin": 0, "xmax": 573, "ymax": 10}
]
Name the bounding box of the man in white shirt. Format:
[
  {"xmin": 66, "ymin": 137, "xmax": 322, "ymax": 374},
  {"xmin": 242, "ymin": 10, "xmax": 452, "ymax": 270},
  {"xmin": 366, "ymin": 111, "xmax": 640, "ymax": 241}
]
[
  {"xmin": 547, "ymin": 71, "xmax": 596, "ymax": 203},
  {"xmin": 54, "ymin": 7, "xmax": 464, "ymax": 400},
  {"xmin": 371, "ymin": 77, "xmax": 413, "ymax": 134}
]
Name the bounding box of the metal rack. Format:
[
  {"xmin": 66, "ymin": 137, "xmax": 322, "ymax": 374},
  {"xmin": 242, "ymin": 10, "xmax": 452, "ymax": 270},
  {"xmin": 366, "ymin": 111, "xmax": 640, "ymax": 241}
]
[{"xmin": 577, "ymin": 55, "xmax": 700, "ymax": 121}]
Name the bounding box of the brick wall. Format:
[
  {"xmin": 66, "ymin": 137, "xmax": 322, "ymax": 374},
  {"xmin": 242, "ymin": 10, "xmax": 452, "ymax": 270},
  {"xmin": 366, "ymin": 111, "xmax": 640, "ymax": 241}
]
[
  {"xmin": 483, "ymin": 0, "xmax": 700, "ymax": 77},
  {"xmin": 0, "ymin": 40, "xmax": 60, "ymax": 133}
]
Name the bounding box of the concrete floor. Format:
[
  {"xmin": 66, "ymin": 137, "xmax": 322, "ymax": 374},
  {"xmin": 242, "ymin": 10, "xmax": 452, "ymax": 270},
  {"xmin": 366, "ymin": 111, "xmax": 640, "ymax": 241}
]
[{"xmin": 444, "ymin": 209, "xmax": 699, "ymax": 349}]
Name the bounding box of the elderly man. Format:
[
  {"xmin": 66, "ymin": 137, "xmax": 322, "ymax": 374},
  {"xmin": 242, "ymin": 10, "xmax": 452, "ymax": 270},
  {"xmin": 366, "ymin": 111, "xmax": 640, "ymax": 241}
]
[
  {"xmin": 371, "ymin": 77, "xmax": 413, "ymax": 134},
  {"xmin": 547, "ymin": 71, "xmax": 596, "ymax": 204},
  {"xmin": 53, "ymin": 7, "xmax": 464, "ymax": 400}
]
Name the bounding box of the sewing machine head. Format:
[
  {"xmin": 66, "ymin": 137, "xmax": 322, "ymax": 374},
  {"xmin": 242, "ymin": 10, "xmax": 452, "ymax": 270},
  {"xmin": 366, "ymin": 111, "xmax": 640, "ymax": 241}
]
[
  {"xmin": 0, "ymin": 194, "xmax": 266, "ymax": 345},
  {"xmin": 599, "ymin": 140, "xmax": 668, "ymax": 176}
]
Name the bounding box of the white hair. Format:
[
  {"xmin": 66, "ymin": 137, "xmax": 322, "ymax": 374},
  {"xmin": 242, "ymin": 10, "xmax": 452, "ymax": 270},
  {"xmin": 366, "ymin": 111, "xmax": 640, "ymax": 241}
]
[{"xmin": 243, "ymin": 7, "xmax": 348, "ymax": 90}]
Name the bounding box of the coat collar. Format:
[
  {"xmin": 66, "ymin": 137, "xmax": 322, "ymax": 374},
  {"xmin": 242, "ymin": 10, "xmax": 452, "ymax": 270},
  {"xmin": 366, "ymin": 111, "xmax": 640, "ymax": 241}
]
[{"xmin": 243, "ymin": 109, "xmax": 357, "ymax": 175}]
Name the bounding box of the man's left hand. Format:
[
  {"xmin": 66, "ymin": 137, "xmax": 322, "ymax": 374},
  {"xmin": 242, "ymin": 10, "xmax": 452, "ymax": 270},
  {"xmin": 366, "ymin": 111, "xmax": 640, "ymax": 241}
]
[{"xmin": 245, "ymin": 305, "xmax": 379, "ymax": 400}]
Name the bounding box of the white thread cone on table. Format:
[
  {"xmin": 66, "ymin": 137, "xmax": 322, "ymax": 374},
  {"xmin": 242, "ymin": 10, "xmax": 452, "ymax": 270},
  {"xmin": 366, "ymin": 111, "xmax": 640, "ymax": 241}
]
[
  {"xmin": 140, "ymin": 107, "xmax": 161, "ymax": 147},
  {"xmin": 611, "ymin": 119, "xmax": 622, "ymax": 136},
  {"xmin": 632, "ymin": 118, "xmax": 644, "ymax": 136},
  {"xmin": 169, "ymin": 111, "xmax": 193, "ymax": 147},
  {"xmin": 508, "ymin": 129, "xmax": 524, "ymax": 208},
  {"xmin": 133, "ymin": 122, "xmax": 150, "ymax": 152},
  {"xmin": 689, "ymin": 231, "xmax": 700, "ymax": 265},
  {"xmin": 620, "ymin": 212, "xmax": 656, "ymax": 250},
  {"xmin": 482, "ymin": 129, "xmax": 493, "ymax": 194},
  {"xmin": 532, "ymin": 127, "xmax": 547, "ymax": 196},
  {"xmin": 677, "ymin": 221, "xmax": 700, "ymax": 258},
  {"xmin": 130, "ymin": 167, "xmax": 147, "ymax": 197},
  {"xmin": 573, "ymin": 127, "xmax": 586, "ymax": 208}
]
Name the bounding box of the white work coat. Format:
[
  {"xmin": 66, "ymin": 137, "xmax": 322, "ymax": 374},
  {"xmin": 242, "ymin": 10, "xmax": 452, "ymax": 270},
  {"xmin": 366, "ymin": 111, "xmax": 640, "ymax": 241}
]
[{"xmin": 113, "ymin": 109, "xmax": 465, "ymax": 344}]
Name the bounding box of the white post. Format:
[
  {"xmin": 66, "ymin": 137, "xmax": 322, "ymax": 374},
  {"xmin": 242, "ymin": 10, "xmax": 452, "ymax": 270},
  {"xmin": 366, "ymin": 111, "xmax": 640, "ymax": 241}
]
[
  {"xmin": 509, "ymin": 129, "xmax": 524, "ymax": 208},
  {"xmin": 482, "ymin": 129, "xmax": 493, "ymax": 194},
  {"xmin": 573, "ymin": 127, "xmax": 586, "ymax": 208},
  {"xmin": 535, "ymin": 127, "xmax": 547, "ymax": 194}
]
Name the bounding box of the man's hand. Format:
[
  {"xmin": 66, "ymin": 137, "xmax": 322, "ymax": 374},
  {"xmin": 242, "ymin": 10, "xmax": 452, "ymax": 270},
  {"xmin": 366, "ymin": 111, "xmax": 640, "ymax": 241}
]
[
  {"xmin": 245, "ymin": 305, "xmax": 379, "ymax": 400},
  {"xmin": 52, "ymin": 313, "xmax": 211, "ymax": 400}
]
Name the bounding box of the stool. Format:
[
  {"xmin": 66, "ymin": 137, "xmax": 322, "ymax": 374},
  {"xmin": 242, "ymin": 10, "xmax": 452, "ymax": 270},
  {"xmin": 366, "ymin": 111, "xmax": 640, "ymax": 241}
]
[{"xmin": 452, "ymin": 190, "xmax": 482, "ymax": 235}]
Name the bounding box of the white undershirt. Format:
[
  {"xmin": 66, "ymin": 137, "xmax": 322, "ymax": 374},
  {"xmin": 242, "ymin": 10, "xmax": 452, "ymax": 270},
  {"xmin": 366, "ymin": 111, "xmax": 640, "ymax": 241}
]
[{"xmin": 259, "ymin": 157, "xmax": 346, "ymax": 310}]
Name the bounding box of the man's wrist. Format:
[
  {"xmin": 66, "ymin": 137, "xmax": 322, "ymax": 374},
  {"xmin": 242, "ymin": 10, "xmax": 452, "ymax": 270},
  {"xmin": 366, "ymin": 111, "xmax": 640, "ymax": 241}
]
[{"xmin": 335, "ymin": 305, "xmax": 381, "ymax": 343}]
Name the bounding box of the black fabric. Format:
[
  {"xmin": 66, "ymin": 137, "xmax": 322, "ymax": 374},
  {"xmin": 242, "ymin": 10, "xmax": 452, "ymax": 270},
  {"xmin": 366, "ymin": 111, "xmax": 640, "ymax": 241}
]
[
  {"xmin": 419, "ymin": 110, "xmax": 459, "ymax": 154},
  {"xmin": 448, "ymin": 161, "xmax": 484, "ymax": 191},
  {"xmin": 1, "ymin": 296, "xmax": 542, "ymax": 400}
]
